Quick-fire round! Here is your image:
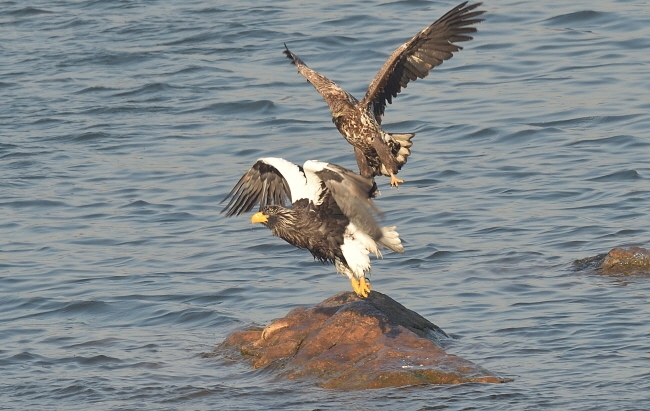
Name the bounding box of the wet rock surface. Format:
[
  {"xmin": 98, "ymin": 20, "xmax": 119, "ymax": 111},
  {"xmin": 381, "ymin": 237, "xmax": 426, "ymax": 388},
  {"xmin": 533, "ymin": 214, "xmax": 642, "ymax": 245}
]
[
  {"xmin": 574, "ymin": 246, "xmax": 650, "ymax": 276},
  {"xmin": 215, "ymin": 291, "xmax": 508, "ymax": 389},
  {"xmin": 601, "ymin": 247, "xmax": 650, "ymax": 274}
]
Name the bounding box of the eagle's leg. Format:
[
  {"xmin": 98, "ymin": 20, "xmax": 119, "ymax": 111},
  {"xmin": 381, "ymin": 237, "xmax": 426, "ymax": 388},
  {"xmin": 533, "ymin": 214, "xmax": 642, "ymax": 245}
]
[
  {"xmin": 371, "ymin": 135, "xmax": 402, "ymax": 187},
  {"xmin": 350, "ymin": 277, "xmax": 371, "ymax": 298},
  {"xmin": 390, "ymin": 173, "xmax": 404, "ymax": 187}
]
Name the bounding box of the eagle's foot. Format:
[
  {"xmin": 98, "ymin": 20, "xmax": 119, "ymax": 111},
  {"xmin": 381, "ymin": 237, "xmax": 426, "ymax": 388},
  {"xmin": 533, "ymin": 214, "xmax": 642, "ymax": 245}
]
[
  {"xmin": 350, "ymin": 277, "xmax": 371, "ymax": 298},
  {"xmin": 390, "ymin": 173, "xmax": 404, "ymax": 188}
]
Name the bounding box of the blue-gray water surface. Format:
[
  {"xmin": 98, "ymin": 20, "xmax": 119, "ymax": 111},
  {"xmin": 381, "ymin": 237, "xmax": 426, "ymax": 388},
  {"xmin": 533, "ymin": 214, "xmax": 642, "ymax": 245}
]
[{"xmin": 2, "ymin": 0, "xmax": 650, "ymax": 409}]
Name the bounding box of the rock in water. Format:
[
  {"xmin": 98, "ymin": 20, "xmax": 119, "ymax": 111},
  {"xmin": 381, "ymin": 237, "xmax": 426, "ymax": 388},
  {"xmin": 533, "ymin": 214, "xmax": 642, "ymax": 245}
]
[
  {"xmin": 573, "ymin": 246, "xmax": 650, "ymax": 276},
  {"xmin": 601, "ymin": 246, "xmax": 650, "ymax": 275},
  {"xmin": 215, "ymin": 291, "xmax": 509, "ymax": 389}
]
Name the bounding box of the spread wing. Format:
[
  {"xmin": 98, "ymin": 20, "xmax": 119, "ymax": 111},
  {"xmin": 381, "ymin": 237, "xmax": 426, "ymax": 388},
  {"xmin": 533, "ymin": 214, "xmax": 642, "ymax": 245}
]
[
  {"xmin": 283, "ymin": 44, "xmax": 359, "ymax": 108},
  {"xmin": 221, "ymin": 158, "xmax": 308, "ymax": 217},
  {"xmin": 304, "ymin": 161, "xmax": 383, "ymax": 242},
  {"xmin": 360, "ymin": 1, "xmax": 485, "ymax": 123}
]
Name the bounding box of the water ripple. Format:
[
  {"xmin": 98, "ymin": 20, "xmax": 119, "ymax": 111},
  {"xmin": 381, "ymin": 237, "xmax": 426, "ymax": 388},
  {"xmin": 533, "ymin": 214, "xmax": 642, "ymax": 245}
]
[{"xmin": 1, "ymin": 0, "xmax": 650, "ymax": 410}]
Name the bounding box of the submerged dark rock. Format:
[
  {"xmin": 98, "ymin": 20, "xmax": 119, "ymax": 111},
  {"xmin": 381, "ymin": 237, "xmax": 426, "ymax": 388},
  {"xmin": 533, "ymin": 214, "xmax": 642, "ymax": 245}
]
[{"xmin": 215, "ymin": 291, "xmax": 509, "ymax": 389}]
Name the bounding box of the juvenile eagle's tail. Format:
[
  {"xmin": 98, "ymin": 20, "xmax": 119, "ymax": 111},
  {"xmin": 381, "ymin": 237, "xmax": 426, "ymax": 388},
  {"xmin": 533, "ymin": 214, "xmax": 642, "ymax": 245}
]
[{"xmin": 386, "ymin": 132, "xmax": 415, "ymax": 170}]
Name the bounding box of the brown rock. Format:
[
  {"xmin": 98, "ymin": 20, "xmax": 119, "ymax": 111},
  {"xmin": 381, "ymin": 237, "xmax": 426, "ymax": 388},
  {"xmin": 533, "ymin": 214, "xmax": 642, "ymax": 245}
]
[
  {"xmin": 601, "ymin": 247, "xmax": 650, "ymax": 274},
  {"xmin": 215, "ymin": 291, "xmax": 509, "ymax": 389}
]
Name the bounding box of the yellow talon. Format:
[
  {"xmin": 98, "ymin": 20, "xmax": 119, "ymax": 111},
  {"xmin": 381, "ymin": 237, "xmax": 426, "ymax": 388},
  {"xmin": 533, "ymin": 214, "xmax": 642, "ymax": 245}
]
[
  {"xmin": 350, "ymin": 277, "xmax": 360, "ymax": 296},
  {"xmin": 350, "ymin": 277, "xmax": 371, "ymax": 298},
  {"xmin": 390, "ymin": 173, "xmax": 404, "ymax": 188},
  {"xmin": 359, "ymin": 277, "xmax": 371, "ymax": 298}
]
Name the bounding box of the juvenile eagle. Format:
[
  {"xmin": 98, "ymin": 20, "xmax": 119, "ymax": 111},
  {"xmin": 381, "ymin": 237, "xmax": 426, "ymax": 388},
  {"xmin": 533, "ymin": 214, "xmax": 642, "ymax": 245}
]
[
  {"xmin": 284, "ymin": 2, "xmax": 485, "ymax": 187},
  {"xmin": 221, "ymin": 158, "xmax": 404, "ymax": 297}
]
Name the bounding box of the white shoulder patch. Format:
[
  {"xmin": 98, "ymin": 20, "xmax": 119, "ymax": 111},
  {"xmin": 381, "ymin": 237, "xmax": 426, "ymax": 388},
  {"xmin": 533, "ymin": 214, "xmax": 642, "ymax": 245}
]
[
  {"xmin": 303, "ymin": 160, "xmax": 327, "ymax": 172},
  {"xmin": 259, "ymin": 157, "xmax": 309, "ymax": 202},
  {"xmin": 302, "ymin": 160, "xmax": 329, "ymax": 203}
]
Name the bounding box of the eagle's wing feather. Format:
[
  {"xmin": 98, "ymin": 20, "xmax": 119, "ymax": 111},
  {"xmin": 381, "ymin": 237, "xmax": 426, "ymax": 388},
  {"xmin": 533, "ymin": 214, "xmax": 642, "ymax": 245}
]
[
  {"xmin": 304, "ymin": 161, "xmax": 383, "ymax": 242},
  {"xmin": 360, "ymin": 1, "xmax": 484, "ymax": 123},
  {"xmin": 221, "ymin": 158, "xmax": 308, "ymax": 216},
  {"xmin": 284, "ymin": 44, "xmax": 359, "ymax": 107}
]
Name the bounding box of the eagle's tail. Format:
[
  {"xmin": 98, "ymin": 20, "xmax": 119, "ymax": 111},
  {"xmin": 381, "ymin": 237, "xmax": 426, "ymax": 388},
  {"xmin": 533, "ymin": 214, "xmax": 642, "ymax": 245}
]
[
  {"xmin": 377, "ymin": 225, "xmax": 404, "ymax": 254},
  {"xmin": 387, "ymin": 132, "xmax": 414, "ymax": 170}
]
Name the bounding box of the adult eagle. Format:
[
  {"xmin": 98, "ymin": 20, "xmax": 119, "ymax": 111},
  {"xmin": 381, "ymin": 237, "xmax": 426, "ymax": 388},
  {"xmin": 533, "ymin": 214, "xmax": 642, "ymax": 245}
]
[
  {"xmin": 221, "ymin": 158, "xmax": 403, "ymax": 297},
  {"xmin": 284, "ymin": 2, "xmax": 485, "ymax": 187}
]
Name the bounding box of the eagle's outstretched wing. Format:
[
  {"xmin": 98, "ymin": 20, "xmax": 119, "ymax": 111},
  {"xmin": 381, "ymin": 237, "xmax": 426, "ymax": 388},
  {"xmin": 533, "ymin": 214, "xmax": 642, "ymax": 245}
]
[
  {"xmin": 221, "ymin": 158, "xmax": 308, "ymax": 217},
  {"xmin": 284, "ymin": 44, "xmax": 359, "ymax": 107},
  {"xmin": 360, "ymin": 2, "xmax": 485, "ymax": 123}
]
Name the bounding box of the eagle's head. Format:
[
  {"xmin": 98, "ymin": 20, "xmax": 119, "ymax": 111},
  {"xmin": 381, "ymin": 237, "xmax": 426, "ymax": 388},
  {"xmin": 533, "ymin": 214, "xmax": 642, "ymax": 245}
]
[
  {"xmin": 251, "ymin": 206, "xmax": 296, "ymax": 229},
  {"xmin": 330, "ymin": 99, "xmax": 355, "ymax": 126}
]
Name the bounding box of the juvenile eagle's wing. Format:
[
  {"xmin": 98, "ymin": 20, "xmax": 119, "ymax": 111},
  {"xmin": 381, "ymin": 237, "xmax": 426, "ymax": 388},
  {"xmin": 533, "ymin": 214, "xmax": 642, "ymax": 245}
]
[
  {"xmin": 360, "ymin": 1, "xmax": 485, "ymax": 123},
  {"xmin": 221, "ymin": 158, "xmax": 308, "ymax": 217},
  {"xmin": 284, "ymin": 44, "xmax": 359, "ymax": 107}
]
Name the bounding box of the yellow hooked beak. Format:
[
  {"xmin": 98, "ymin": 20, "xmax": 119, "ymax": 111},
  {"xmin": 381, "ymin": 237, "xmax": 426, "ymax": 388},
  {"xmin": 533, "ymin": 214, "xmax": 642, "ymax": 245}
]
[{"xmin": 251, "ymin": 212, "xmax": 268, "ymax": 224}]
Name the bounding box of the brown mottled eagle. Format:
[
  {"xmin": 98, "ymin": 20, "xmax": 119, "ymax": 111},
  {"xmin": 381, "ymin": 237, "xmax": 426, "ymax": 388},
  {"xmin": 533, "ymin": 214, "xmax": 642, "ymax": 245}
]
[
  {"xmin": 284, "ymin": 2, "xmax": 485, "ymax": 187},
  {"xmin": 221, "ymin": 158, "xmax": 403, "ymax": 297}
]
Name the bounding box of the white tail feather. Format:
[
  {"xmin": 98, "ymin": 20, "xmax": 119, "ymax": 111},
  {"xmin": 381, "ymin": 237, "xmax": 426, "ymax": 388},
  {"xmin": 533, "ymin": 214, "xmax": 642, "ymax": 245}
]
[
  {"xmin": 338, "ymin": 223, "xmax": 404, "ymax": 281},
  {"xmin": 378, "ymin": 226, "xmax": 404, "ymax": 253}
]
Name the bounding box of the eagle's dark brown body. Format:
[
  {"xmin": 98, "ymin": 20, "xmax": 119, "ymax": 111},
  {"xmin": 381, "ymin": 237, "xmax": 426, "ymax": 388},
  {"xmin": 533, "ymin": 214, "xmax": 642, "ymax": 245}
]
[
  {"xmin": 221, "ymin": 158, "xmax": 403, "ymax": 297},
  {"xmin": 258, "ymin": 200, "xmax": 348, "ymax": 266},
  {"xmin": 330, "ymin": 101, "xmax": 414, "ymax": 180}
]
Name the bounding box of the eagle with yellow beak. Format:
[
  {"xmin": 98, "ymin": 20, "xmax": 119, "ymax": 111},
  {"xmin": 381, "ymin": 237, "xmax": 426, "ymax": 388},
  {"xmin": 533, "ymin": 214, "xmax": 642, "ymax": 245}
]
[{"xmin": 222, "ymin": 158, "xmax": 403, "ymax": 297}]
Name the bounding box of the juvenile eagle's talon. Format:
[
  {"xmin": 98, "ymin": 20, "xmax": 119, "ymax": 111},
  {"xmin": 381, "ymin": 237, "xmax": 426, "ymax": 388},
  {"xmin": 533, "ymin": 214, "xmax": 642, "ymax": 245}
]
[{"xmin": 390, "ymin": 174, "xmax": 404, "ymax": 188}]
